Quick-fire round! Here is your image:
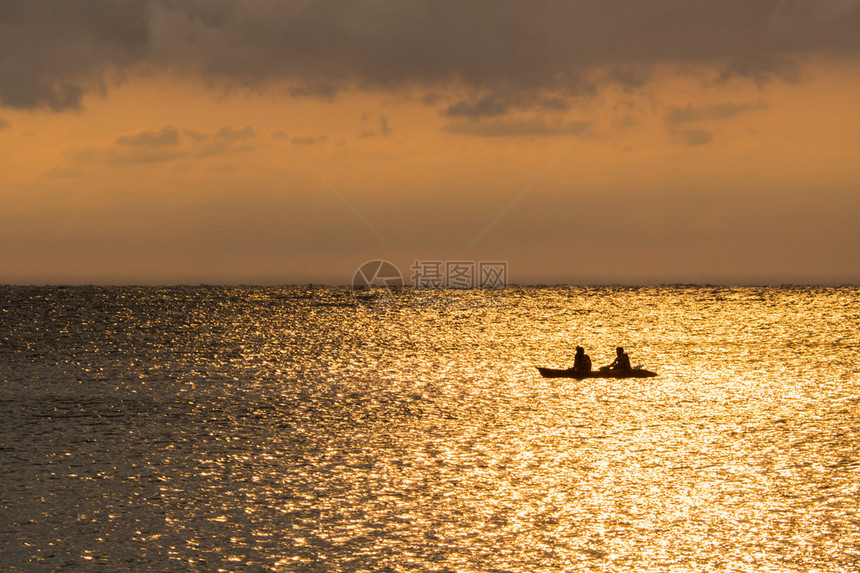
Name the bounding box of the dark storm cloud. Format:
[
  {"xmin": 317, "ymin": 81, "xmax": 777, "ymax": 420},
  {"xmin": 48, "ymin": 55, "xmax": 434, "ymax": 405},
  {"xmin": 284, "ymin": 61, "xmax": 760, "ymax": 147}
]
[
  {"xmin": 445, "ymin": 118, "xmax": 593, "ymax": 137},
  {"xmin": 214, "ymin": 125, "xmax": 256, "ymax": 142},
  {"xmin": 116, "ymin": 125, "xmax": 180, "ymax": 146},
  {"xmin": 664, "ymin": 101, "xmax": 768, "ymax": 145},
  {"xmin": 3, "ymin": 0, "xmax": 860, "ymax": 111},
  {"xmin": 288, "ymin": 83, "xmax": 340, "ymax": 101},
  {"xmin": 74, "ymin": 124, "xmax": 256, "ymax": 164},
  {"xmin": 358, "ymin": 113, "xmax": 392, "ymax": 137},
  {"xmin": 445, "ymin": 94, "xmax": 527, "ymax": 119},
  {"xmin": 664, "ymin": 102, "xmax": 770, "ymax": 126},
  {"xmin": 0, "ymin": 0, "xmax": 149, "ymax": 110},
  {"xmin": 678, "ymin": 129, "xmax": 714, "ymax": 146},
  {"xmin": 444, "ymin": 92, "xmax": 576, "ymax": 119},
  {"xmin": 290, "ymin": 135, "xmax": 328, "ymax": 145},
  {"xmin": 182, "ymin": 128, "xmax": 209, "ymax": 143},
  {"xmin": 379, "ymin": 116, "xmax": 391, "ymax": 136}
]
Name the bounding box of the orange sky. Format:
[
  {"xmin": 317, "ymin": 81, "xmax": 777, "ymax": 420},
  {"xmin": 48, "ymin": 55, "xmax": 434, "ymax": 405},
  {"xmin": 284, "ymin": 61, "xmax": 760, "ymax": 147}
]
[{"xmin": 2, "ymin": 3, "xmax": 860, "ymax": 284}]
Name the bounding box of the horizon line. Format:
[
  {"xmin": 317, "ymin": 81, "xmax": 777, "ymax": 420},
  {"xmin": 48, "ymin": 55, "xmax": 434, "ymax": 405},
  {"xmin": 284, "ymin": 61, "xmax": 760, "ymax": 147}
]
[{"xmin": 2, "ymin": 282, "xmax": 858, "ymax": 288}]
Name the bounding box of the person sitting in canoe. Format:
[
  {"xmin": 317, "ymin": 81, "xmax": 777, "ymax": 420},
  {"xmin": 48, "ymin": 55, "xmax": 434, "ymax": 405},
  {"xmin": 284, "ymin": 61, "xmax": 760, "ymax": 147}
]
[
  {"xmin": 601, "ymin": 346, "xmax": 631, "ymax": 371},
  {"xmin": 573, "ymin": 346, "xmax": 592, "ymax": 372}
]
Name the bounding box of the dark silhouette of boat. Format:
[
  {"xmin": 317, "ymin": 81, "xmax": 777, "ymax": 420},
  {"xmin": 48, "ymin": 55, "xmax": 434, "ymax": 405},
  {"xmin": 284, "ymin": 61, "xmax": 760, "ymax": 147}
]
[{"xmin": 536, "ymin": 367, "xmax": 658, "ymax": 379}]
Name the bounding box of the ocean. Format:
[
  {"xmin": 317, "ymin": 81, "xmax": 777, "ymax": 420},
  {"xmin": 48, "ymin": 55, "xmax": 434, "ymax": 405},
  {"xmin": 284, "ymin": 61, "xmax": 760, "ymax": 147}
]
[{"xmin": 1, "ymin": 285, "xmax": 858, "ymax": 571}]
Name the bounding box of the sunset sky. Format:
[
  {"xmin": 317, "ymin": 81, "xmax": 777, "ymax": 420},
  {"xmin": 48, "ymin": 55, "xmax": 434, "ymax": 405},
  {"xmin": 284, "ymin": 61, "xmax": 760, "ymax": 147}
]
[{"xmin": 2, "ymin": 1, "xmax": 859, "ymax": 285}]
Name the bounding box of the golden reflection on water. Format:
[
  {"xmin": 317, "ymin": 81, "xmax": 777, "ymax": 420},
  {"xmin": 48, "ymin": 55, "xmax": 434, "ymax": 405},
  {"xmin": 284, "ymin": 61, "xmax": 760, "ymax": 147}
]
[
  {"xmin": 1, "ymin": 286, "xmax": 859, "ymax": 570},
  {"xmin": 273, "ymin": 287, "xmax": 859, "ymax": 571}
]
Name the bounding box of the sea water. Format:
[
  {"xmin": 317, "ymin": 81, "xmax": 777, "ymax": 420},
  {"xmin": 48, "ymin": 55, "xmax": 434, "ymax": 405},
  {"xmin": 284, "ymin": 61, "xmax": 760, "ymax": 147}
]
[{"xmin": 1, "ymin": 286, "xmax": 858, "ymax": 571}]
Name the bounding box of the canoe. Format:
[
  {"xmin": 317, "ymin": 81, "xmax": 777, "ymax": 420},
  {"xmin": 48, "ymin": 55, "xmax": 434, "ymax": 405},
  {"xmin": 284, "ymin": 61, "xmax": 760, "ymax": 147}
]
[{"xmin": 536, "ymin": 367, "xmax": 658, "ymax": 379}]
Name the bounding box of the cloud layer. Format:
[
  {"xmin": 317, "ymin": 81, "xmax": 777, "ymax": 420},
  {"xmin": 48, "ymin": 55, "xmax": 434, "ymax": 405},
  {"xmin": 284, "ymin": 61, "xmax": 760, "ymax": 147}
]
[
  {"xmin": 3, "ymin": 0, "xmax": 860, "ymax": 112},
  {"xmin": 71, "ymin": 124, "xmax": 256, "ymax": 165}
]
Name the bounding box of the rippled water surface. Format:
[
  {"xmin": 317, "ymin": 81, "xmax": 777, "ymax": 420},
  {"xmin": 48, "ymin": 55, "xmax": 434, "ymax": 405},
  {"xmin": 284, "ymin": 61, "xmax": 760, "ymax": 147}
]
[{"xmin": 2, "ymin": 286, "xmax": 859, "ymax": 571}]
